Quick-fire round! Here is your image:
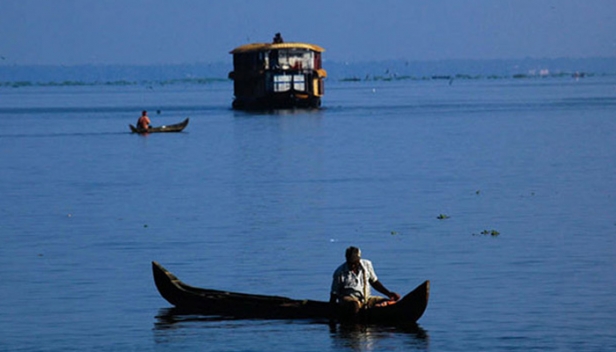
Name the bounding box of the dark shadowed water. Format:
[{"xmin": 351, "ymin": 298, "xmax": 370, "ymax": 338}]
[{"xmin": 1, "ymin": 77, "xmax": 615, "ymax": 351}]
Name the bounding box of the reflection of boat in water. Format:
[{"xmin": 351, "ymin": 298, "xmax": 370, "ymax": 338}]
[
  {"xmin": 329, "ymin": 323, "xmax": 429, "ymax": 351},
  {"xmin": 228, "ymin": 35, "xmax": 327, "ymax": 110},
  {"xmin": 154, "ymin": 307, "xmax": 429, "ymax": 350}
]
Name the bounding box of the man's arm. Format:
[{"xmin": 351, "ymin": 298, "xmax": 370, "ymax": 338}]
[{"xmin": 371, "ymin": 280, "xmax": 401, "ymax": 301}]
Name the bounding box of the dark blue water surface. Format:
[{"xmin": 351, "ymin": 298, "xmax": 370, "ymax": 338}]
[{"xmin": 1, "ymin": 77, "xmax": 615, "ymax": 351}]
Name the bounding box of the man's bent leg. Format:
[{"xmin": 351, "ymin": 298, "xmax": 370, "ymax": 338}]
[
  {"xmin": 340, "ymin": 296, "xmax": 362, "ymax": 315},
  {"xmin": 366, "ymin": 296, "xmax": 389, "ymax": 308}
]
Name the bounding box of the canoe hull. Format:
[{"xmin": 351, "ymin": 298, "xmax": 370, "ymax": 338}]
[
  {"xmin": 130, "ymin": 118, "xmax": 189, "ymax": 133},
  {"xmin": 152, "ymin": 261, "xmax": 429, "ymax": 324}
]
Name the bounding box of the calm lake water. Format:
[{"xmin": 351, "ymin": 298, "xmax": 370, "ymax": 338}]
[{"xmin": 1, "ymin": 76, "xmax": 615, "ymax": 351}]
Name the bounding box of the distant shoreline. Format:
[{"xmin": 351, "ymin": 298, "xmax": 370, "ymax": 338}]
[{"xmin": 1, "ymin": 57, "xmax": 614, "ymax": 87}]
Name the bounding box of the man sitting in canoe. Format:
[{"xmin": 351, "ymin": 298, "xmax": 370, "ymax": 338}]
[
  {"xmin": 137, "ymin": 110, "xmax": 151, "ymax": 130},
  {"xmin": 330, "ymin": 246, "xmax": 401, "ymax": 316}
]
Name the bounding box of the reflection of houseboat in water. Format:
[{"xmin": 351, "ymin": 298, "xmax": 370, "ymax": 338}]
[{"xmin": 228, "ymin": 34, "xmax": 327, "ymax": 109}]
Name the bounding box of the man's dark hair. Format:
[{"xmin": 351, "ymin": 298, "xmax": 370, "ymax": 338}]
[{"xmin": 345, "ymin": 246, "xmax": 361, "ymax": 262}]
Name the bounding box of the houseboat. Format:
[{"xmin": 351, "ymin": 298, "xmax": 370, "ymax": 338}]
[{"xmin": 228, "ymin": 34, "xmax": 327, "ymax": 109}]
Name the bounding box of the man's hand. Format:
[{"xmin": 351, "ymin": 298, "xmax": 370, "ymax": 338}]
[{"xmin": 388, "ymin": 292, "xmax": 401, "ymax": 301}]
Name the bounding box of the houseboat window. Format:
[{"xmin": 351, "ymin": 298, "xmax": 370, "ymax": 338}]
[
  {"xmin": 273, "ymin": 74, "xmax": 306, "ymax": 92},
  {"xmin": 276, "ymin": 49, "xmax": 314, "ymax": 70},
  {"xmin": 273, "ymin": 74, "xmax": 291, "ymax": 92},
  {"xmin": 293, "ymin": 75, "xmax": 305, "ymax": 91}
]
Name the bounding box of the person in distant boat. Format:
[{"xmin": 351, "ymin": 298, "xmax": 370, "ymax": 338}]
[
  {"xmin": 273, "ymin": 32, "xmax": 284, "ymax": 43},
  {"xmin": 330, "ymin": 246, "xmax": 401, "ymax": 316},
  {"xmin": 137, "ymin": 110, "xmax": 151, "ymax": 130}
]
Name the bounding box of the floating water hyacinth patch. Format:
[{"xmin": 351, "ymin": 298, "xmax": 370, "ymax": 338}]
[{"xmin": 473, "ymin": 229, "xmax": 500, "ymax": 237}]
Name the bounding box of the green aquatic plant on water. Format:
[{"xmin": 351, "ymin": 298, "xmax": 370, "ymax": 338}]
[{"xmin": 473, "ymin": 229, "xmax": 500, "ymax": 237}]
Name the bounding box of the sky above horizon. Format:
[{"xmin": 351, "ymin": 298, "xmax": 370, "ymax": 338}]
[{"xmin": 1, "ymin": 0, "xmax": 615, "ymax": 66}]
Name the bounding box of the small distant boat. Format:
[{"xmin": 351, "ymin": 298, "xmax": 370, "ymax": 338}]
[
  {"xmin": 152, "ymin": 261, "xmax": 429, "ymax": 324},
  {"xmin": 228, "ymin": 36, "xmax": 327, "ymax": 110},
  {"xmin": 129, "ymin": 118, "xmax": 189, "ymax": 133}
]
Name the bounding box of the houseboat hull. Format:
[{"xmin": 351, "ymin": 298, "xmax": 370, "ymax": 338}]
[{"xmin": 232, "ymin": 92, "xmax": 321, "ymax": 110}]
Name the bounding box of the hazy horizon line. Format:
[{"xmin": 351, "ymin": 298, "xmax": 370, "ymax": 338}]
[{"xmin": 1, "ymin": 56, "xmax": 614, "ymax": 86}]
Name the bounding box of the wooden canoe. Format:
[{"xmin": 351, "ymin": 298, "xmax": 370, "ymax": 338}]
[
  {"xmin": 130, "ymin": 118, "xmax": 189, "ymax": 133},
  {"xmin": 152, "ymin": 261, "xmax": 429, "ymax": 324}
]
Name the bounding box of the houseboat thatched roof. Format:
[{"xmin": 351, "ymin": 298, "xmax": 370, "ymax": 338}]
[{"xmin": 230, "ymin": 42, "xmax": 325, "ymax": 54}]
